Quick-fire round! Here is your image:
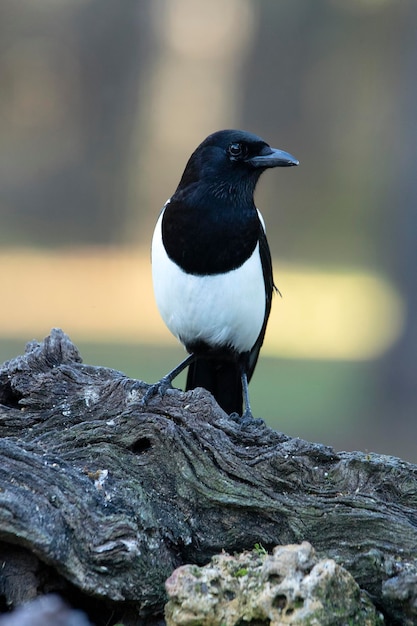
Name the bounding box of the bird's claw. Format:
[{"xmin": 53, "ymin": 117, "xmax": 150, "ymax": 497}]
[
  {"xmin": 141, "ymin": 377, "xmax": 173, "ymax": 406},
  {"xmin": 239, "ymin": 410, "xmax": 255, "ymax": 428},
  {"xmin": 230, "ymin": 409, "xmax": 265, "ymax": 429}
]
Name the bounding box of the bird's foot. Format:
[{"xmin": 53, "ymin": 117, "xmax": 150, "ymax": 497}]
[
  {"xmin": 141, "ymin": 376, "xmax": 173, "ymax": 406},
  {"xmin": 231, "ymin": 409, "xmax": 265, "ymax": 429}
]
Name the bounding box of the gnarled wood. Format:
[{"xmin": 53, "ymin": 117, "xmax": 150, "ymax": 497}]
[{"xmin": 0, "ymin": 329, "xmax": 416, "ymax": 624}]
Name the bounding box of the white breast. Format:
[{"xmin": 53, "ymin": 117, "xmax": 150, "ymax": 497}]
[{"xmin": 151, "ymin": 209, "xmax": 266, "ymax": 354}]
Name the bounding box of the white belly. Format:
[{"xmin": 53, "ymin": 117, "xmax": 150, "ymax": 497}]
[{"xmin": 151, "ymin": 212, "xmax": 266, "ymax": 354}]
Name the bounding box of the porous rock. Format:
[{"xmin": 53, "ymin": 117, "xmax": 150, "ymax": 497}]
[{"xmin": 165, "ymin": 541, "xmax": 383, "ymax": 626}]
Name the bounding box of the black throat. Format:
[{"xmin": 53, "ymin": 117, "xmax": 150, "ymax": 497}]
[{"xmin": 161, "ymin": 182, "xmax": 261, "ymax": 276}]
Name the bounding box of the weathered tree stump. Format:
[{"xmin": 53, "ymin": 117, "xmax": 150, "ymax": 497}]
[{"xmin": 0, "ymin": 329, "xmax": 416, "ymax": 625}]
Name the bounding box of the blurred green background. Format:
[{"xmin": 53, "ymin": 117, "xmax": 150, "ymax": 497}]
[{"xmin": 1, "ymin": 0, "xmax": 417, "ymax": 461}]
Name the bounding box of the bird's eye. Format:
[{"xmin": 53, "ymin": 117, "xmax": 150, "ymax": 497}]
[{"xmin": 227, "ymin": 142, "xmax": 247, "ymax": 159}]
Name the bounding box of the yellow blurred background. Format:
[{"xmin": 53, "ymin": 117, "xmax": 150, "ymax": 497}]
[
  {"xmin": 1, "ymin": 0, "xmax": 416, "ymax": 460},
  {"xmin": 0, "ymin": 247, "xmax": 404, "ymax": 360}
]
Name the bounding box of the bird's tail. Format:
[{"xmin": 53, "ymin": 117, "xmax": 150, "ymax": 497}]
[{"xmin": 185, "ymin": 358, "xmax": 243, "ymax": 415}]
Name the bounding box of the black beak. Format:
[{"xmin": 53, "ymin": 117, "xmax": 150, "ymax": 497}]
[{"xmin": 249, "ymin": 146, "xmax": 299, "ymax": 168}]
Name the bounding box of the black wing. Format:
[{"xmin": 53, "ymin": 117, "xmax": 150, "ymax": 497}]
[{"xmin": 246, "ymin": 221, "xmax": 276, "ymax": 382}]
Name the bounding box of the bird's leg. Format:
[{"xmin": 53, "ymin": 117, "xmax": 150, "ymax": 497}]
[
  {"xmin": 236, "ymin": 370, "xmax": 265, "ymax": 427},
  {"xmin": 240, "ymin": 370, "xmax": 254, "ymax": 421},
  {"xmin": 141, "ymin": 353, "xmax": 195, "ymax": 405}
]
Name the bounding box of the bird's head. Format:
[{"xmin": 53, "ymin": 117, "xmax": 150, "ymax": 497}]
[{"xmin": 176, "ymin": 129, "xmax": 299, "ymax": 200}]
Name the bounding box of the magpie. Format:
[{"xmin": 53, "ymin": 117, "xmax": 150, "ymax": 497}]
[{"xmin": 145, "ymin": 129, "xmax": 298, "ymax": 419}]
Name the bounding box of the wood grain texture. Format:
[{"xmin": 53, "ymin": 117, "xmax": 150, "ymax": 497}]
[{"xmin": 0, "ymin": 329, "xmax": 416, "ymax": 624}]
